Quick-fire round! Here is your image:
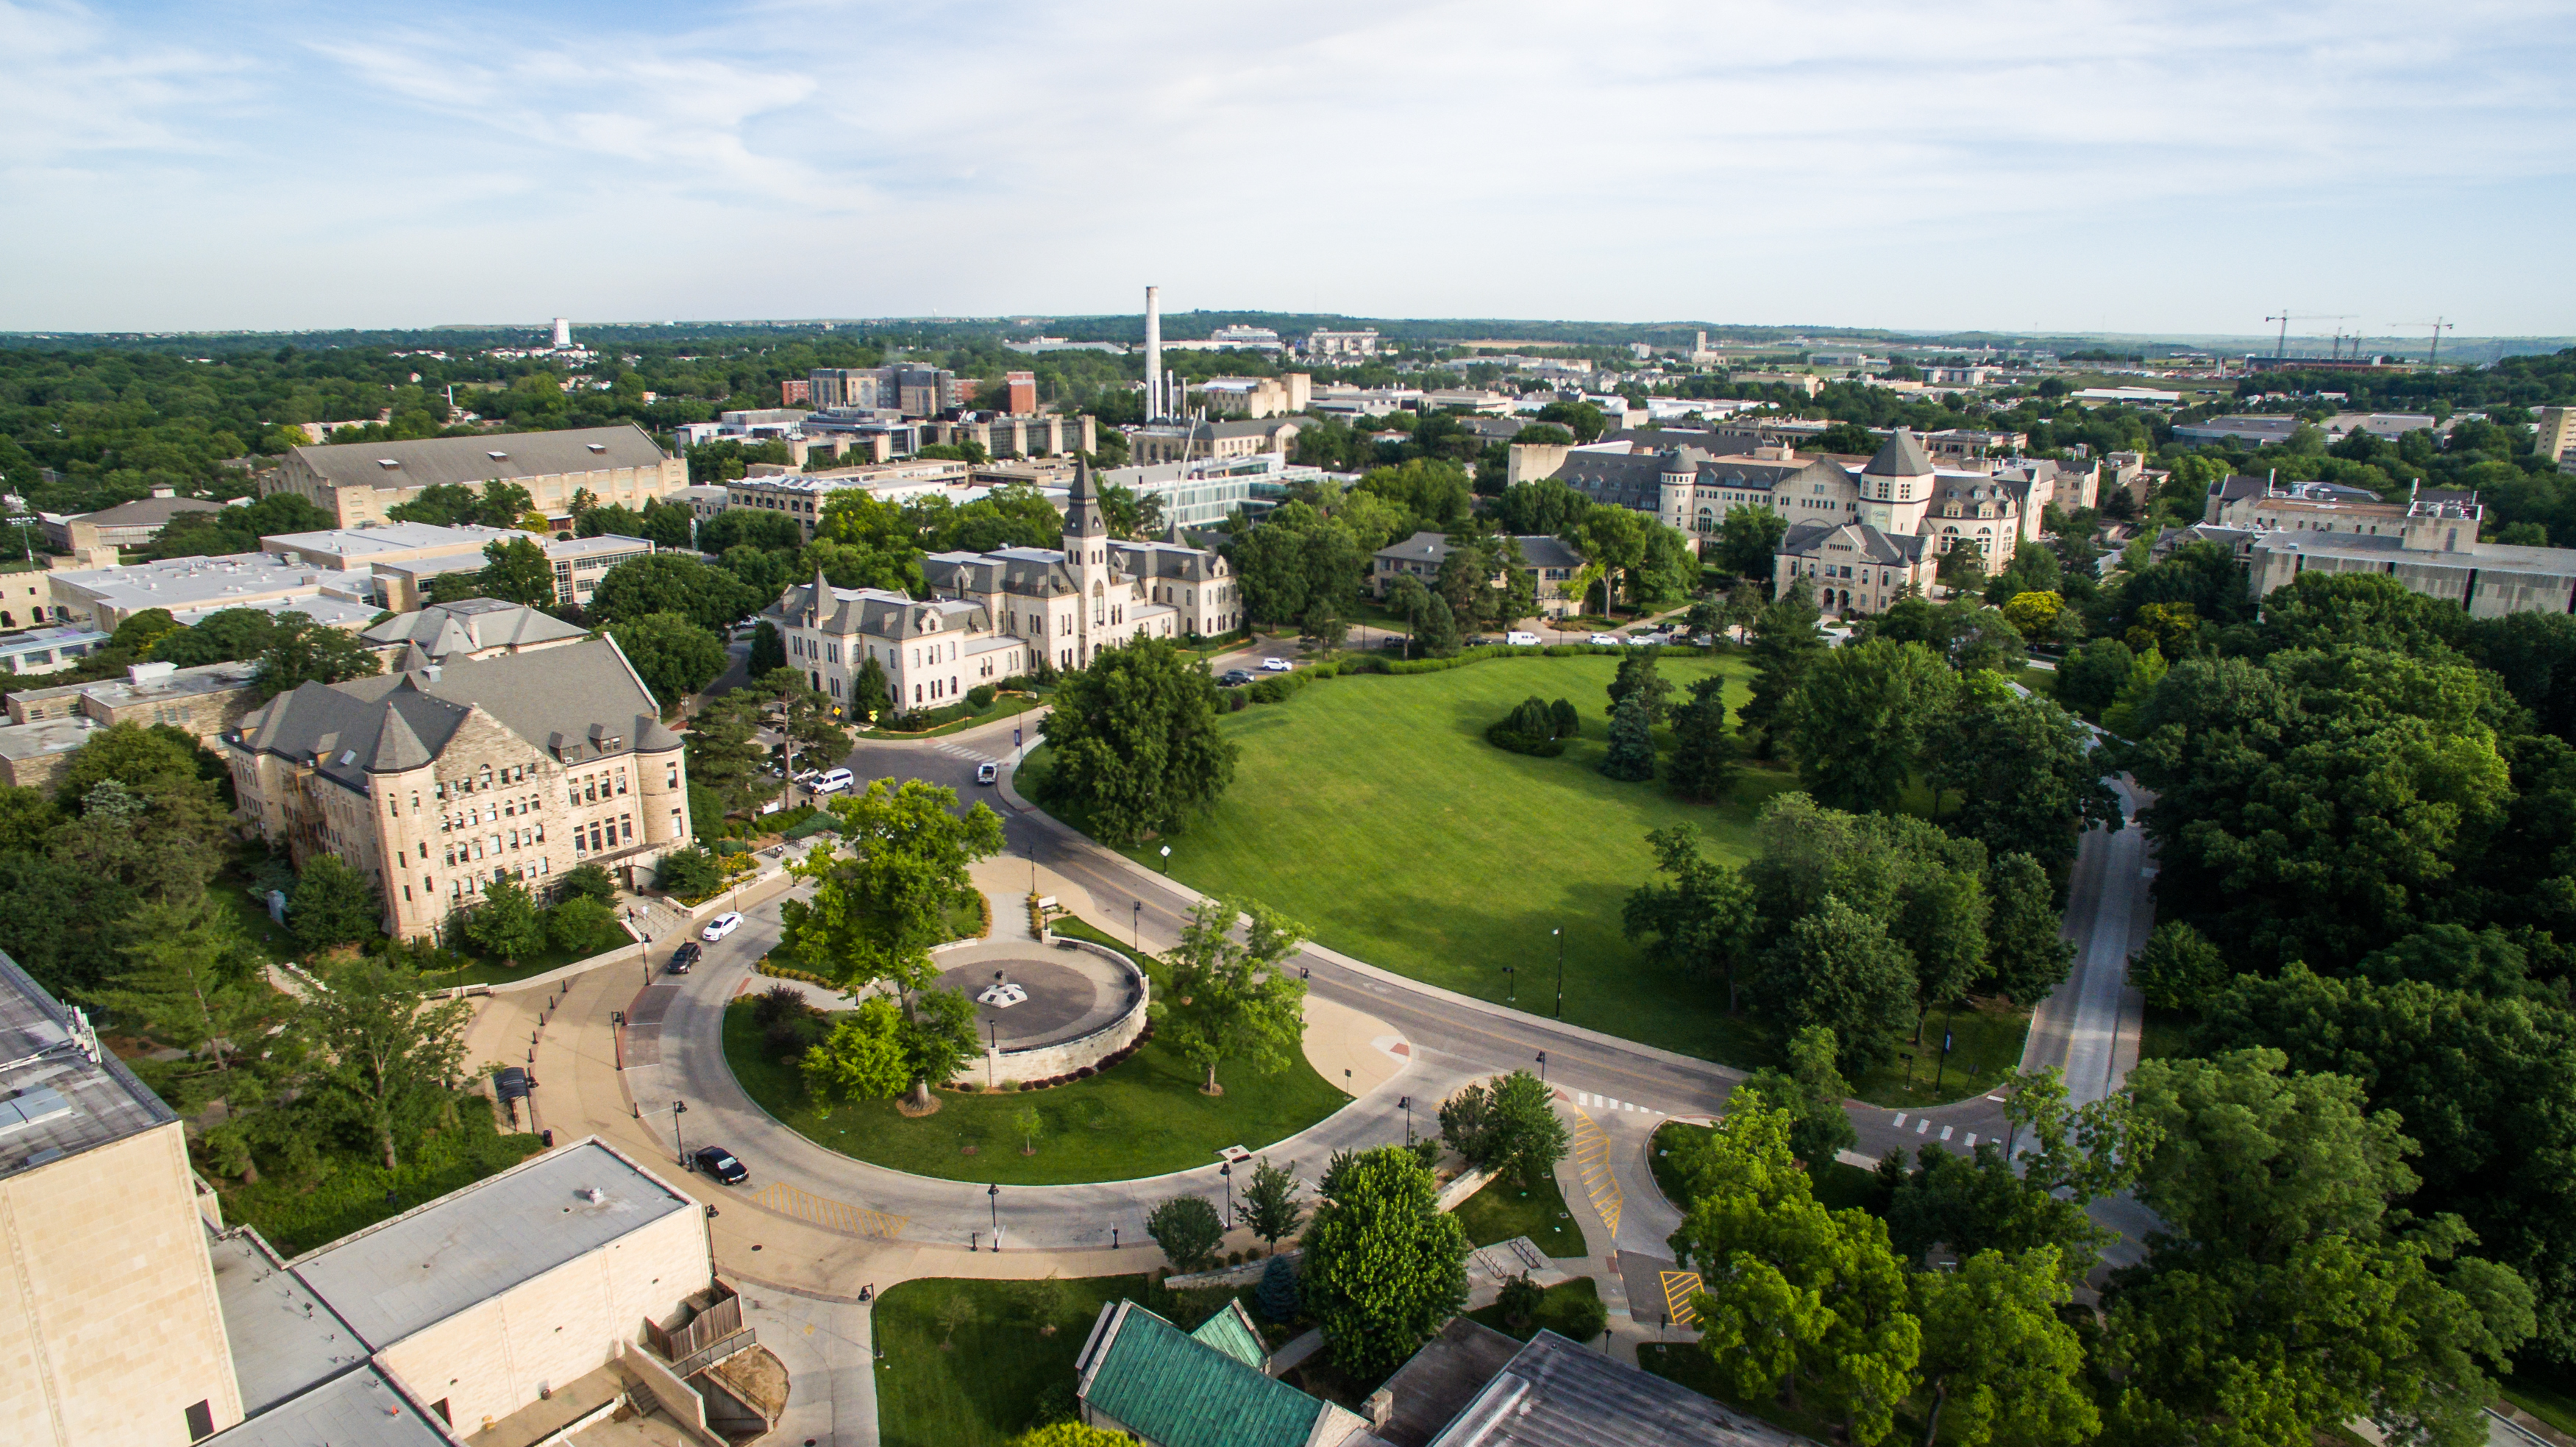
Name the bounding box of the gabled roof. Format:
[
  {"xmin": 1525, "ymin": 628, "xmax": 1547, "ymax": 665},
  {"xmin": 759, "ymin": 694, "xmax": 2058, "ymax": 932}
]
[
  {"xmin": 360, "ymin": 600, "xmax": 587, "ymax": 661},
  {"xmin": 1778, "ymin": 520, "xmax": 1929, "ymax": 565},
  {"xmin": 1076, "ymin": 1301, "xmax": 1341, "ymax": 1447},
  {"xmin": 1189, "ymin": 1299, "xmax": 1267, "ymax": 1369},
  {"xmin": 1862, "ymin": 428, "xmax": 1932, "ymax": 477},
  {"xmin": 232, "ymin": 634, "xmax": 664, "ymax": 787}
]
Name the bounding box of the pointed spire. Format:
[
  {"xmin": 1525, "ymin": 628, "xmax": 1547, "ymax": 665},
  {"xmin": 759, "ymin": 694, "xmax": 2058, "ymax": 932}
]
[
  {"xmin": 1064, "ymin": 452, "xmax": 1106, "ymax": 541},
  {"xmin": 1863, "ymin": 427, "xmax": 1933, "ymax": 477},
  {"xmin": 369, "ymin": 703, "xmax": 433, "ymax": 772}
]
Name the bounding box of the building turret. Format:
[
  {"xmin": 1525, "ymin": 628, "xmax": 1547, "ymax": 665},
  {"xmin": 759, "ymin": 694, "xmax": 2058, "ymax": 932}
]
[
  {"xmin": 1860, "ymin": 427, "xmax": 1935, "ymax": 533},
  {"xmin": 1657, "ymin": 450, "xmax": 1698, "ymax": 551}
]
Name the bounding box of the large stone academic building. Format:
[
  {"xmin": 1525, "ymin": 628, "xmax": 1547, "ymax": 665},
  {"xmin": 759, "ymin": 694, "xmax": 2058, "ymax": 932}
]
[{"xmin": 223, "ymin": 609, "xmax": 691, "ymax": 939}]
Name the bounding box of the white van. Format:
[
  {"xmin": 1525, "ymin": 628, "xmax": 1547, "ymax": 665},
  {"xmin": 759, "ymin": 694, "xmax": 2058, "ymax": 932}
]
[
  {"xmin": 811, "ymin": 767, "xmax": 855, "ymax": 794},
  {"xmin": 1505, "ymin": 631, "xmax": 1542, "ymax": 647}
]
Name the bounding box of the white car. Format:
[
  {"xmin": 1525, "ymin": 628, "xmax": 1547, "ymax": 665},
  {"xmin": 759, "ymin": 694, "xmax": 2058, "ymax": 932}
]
[
  {"xmin": 1505, "ymin": 630, "xmax": 1541, "ymax": 647},
  {"xmin": 975, "ymin": 761, "xmax": 999, "ymax": 786},
  {"xmin": 811, "ymin": 767, "xmax": 855, "ymax": 794},
  {"xmin": 1628, "ymin": 633, "xmax": 1666, "ymax": 646},
  {"xmin": 701, "ymin": 911, "xmax": 744, "ymax": 942},
  {"xmin": 1260, "ymin": 658, "xmax": 1292, "ymax": 672},
  {"xmin": 1588, "ymin": 633, "xmax": 1620, "ymax": 647}
]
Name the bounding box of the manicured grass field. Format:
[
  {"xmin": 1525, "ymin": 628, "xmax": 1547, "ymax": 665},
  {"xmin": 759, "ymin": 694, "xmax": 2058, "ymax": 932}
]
[
  {"xmin": 722, "ymin": 990, "xmax": 1349, "ymax": 1184},
  {"xmin": 874, "ymin": 1274, "xmax": 1142, "ymax": 1447},
  {"xmin": 1454, "ymin": 1170, "xmax": 1587, "ymax": 1258},
  {"xmin": 1027, "ymin": 653, "xmax": 1799, "ymax": 1069}
]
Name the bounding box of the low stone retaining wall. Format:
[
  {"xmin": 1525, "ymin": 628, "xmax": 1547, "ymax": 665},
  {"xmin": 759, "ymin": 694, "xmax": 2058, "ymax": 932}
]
[{"xmin": 947, "ymin": 934, "xmax": 1150, "ymax": 1087}]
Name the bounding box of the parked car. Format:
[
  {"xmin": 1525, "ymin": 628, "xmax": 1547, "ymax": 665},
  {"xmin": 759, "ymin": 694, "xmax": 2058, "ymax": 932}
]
[
  {"xmin": 811, "ymin": 767, "xmax": 855, "ymax": 794},
  {"xmin": 1588, "ymin": 633, "xmax": 1621, "ymax": 646},
  {"xmin": 976, "ymin": 761, "xmax": 999, "ymax": 785},
  {"xmin": 1627, "ymin": 633, "xmax": 1665, "ymax": 645},
  {"xmin": 702, "ymin": 911, "xmax": 744, "ymax": 942},
  {"xmin": 1506, "ymin": 631, "xmax": 1542, "ymax": 647},
  {"xmin": 1220, "ymin": 669, "xmax": 1256, "ymax": 686},
  {"xmin": 1260, "ymin": 658, "xmax": 1292, "ymax": 672},
  {"xmin": 692, "ymin": 1146, "xmax": 749, "ymax": 1185}
]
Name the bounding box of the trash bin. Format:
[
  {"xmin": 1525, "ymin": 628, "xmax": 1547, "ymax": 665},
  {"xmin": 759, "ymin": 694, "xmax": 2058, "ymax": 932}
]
[{"xmin": 541, "ymin": 1128, "xmax": 555, "ymax": 1148}]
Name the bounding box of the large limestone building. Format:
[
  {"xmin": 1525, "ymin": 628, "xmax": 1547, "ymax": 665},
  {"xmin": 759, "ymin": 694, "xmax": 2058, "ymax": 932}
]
[
  {"xmin": 265, "ymin": 424, "xmax": 686, "ymax": 528},
  {"xmin": 771, "ymin": 459, "xmax": 1239, "ymax": 713},
  {"xmin": 223, "ymin": 620, "xmax": 689, "ymax": 939}
]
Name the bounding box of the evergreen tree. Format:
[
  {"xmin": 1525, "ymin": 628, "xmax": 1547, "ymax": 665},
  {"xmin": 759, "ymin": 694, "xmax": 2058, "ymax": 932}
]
[
  {"xmin": 1547, "ymin": 697, "xmax": 1580, "ymax": 739},
  {"xmin": 1664, "ymin": 676, "xmax": 1740, "ymax": 803},
  {"xmin": 1256, "ymin": 1254, "xmax": 1300, "ymax": 1323},
  {"xmin": 1605, "ymin": 647, "xmax": 1672, "ymax": 721},
  {"xmin": 1740, "ymin": 580, "xmax": 1822, "ymax": 755},
  {"xmin": 1599, "ymin": 692, "xmax": 1656, "ymax": 782},
  {"xmin": 850, "ymin": 655, "xmax": 892, "ymax": 719},
  {"xmin": 1417, "ymin": 593, "xmax": 1462, "ymax": 657},
  {"xmin": 290, "ymin": 854, "xmax": 382, "ymax": 953},
  {"xmin": 747, "ymin": 620, "xmax": 786, "ymax": 676}
]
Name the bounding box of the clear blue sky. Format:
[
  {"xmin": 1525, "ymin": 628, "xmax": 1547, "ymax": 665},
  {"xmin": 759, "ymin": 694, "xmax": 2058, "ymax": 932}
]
[{"xmin": 6, "ymin": 0, "xmax": 2573, "ymax": 338}]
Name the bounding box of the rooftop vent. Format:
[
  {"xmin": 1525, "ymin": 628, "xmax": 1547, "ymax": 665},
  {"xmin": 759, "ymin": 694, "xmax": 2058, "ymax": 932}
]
[
  {"xmin": 581, "ymin": 1187, "xmax": 605, "ymax": 1204},
  {"xmin": 586, "ymin": 444, "xmax": 607, "ymax": 454},
  {"xmin": 488, "ymin": 451, "xmax": 509, "ymax": 461},
  {"xmin": 377, "ymin": 459, "xmax": 402, "ymax": 469},
  {"xmin": 0, "ymin": 1087, "xmax": 73, "ymax": 1139}
]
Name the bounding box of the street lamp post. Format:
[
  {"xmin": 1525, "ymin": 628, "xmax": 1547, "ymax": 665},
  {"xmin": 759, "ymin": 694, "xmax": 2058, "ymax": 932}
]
[
  {"xmin": 1220, "ymin": 1162, "xmax": 1233, "ymax": 1225},
  {"xmin": 988, "ymin": 1020, "xmax": 999, "ymax": 1088},
  {"xmin": 1399, "ymin": 1095, "xmax": 1413, "ymax": 1145},
  {"xmin": 670, "ymin": 1099, "xmax": 689, "ymax": 1167},
  {"xmin": 1553, "ymin": 927, "xmax": 1565, "ymax": 1020},
  {"xmin": 987, "ymin": 1184, "xmax": 1000, "ymax": 1250},
  {"xmin": 1504, "ymin": 966, "xmax": 1515, "ymax": 1003},
  {"xmin": 1535, "ymin": 1051, "xmax": 1547, "ymax": 1085},
  {"xmin": 1133, "ymin": 900, "xmax": 1142, "ymax": 952}
]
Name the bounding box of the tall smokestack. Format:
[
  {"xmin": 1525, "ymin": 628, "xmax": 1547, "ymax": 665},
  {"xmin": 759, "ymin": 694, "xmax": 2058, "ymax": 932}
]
[{"xmin": 1144, "ymin": 285, "xmax": 1162, "ymax": 421}]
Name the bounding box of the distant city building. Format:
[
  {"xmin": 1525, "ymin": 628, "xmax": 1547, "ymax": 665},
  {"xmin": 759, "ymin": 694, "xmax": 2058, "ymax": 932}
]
[
  {"xmin": 360, "ymin": 599, "xmax": 590, "ymax": 666},
  {"xmin": 2071, "ymin": 386, "xmax": 2182, "ymax": 405},
  {"xmin": 258, "ymin": 520, "xmax": 655, "ymax": 612},
  {"xmin": 2246, "ymin": 527, "xmax": 2576, "ymax": 617},
  {"xmin": 723, "ymin": 461, "xmax": 976, "ymax": 540},
  {"xmin": 1808, "ymin": 351, "xmax": 1885, "ymax": 367},
  {"xmin": 2538, "ymin": 406, "xmax": 2576, "ymax": 466},
  {"xmin": 266, "ymin": 424, "xmax": 684, "ymax": 527},
  {"xmin": 1097, "ymin": 453, "xmax": 1317, "ymax": 527},
  {"xmin": 919, "ymin": 412, "xmax": 1097, "ymax": 460},
  {"xmin": 779, "ymin": 377, "xmax": 812, "ymax": 405},
  {"xmin": 1128, "ymin": 417, "xmax": 1302, "ymax": 466},
  {"xmin": 1003, "ymin": 370, "xmax": 1038, "ymax": 415},
  {"xmin": 46, "ymin": 550, "xmax": 379, "ymax": 632},
  {"xmin": 1208, "ymin": 324, "xmax": 1283, "ymax": 352},
  {"xmin": 2171, "ymin": 415, "xmax": 2303, "ymax": 448},
  {"xmin": 0, "ymin": 624, "xmax": 106, "ymax": 673},
  {"xmin": 227, "ymin": 630, "xmax": 691, "ymax": 935},
  {"xmin": 2320, "ymin": 411, "xmax": 2439, "ymax": 443},
  {"xmin": 1304, "ymin": 328, "xmax": 1380, "ymax": 358},
  {"xmin": 1005, "ymin": 335, "xmax": 1128, "ymax": 355},
  {"xmin": 37, "ymin": 490, "xmax": 231, "ymax": 560},
  {"xmin": 1308, "ymin": 385, "xmax": 1423, "ymax": 417},
  {"xmin": 806, "ymin": 365, "xmax": 963, "ymax": 416},
  {"xmin": 551, "ymin": 316, "xmax": 572, "ymax": 347},
  {"xmin": 1190, "ymin": 373, "xmax": 1310, "ymax": 419}
]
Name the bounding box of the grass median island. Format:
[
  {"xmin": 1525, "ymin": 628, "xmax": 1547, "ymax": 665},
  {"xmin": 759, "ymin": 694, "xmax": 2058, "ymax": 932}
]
[
  {"xmin": 722, "ymin": 957, "xmax": 1349, "ymax": 1184},
  {"xmin": 1454, "ymin": 1170, "xmax": 1587, "ymax": 1258},
  {"xmin": 1021, "ymin": 652, "xmax": 1796, "ymax": 1068}
]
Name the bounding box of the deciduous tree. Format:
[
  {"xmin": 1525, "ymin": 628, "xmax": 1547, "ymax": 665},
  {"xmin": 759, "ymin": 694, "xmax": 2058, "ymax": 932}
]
[
  {"xmin": 1146, "ymin": 1193, "xmax": 1224, "ymax": 1273},
  {"xmin": 1158, "ymin": 897, "xmax": 1308, "ymax": 1094},
  {"xmin": 1303, "ymin": 1145, "xmax": 1470, "ymax": 1376},
  {"xmin": 607, "ymin": 611, "xmax": 727, "ymax": 710},
  {"xmin": 1036, "ymin": 638, "xmax": 1238, "ymax": 846},
  {"xmin": 302, "ymin": 956, "xmax": 473, "ymax": 1170}
]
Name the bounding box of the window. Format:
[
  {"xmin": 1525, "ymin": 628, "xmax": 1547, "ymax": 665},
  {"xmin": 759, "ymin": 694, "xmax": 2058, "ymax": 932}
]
[{"xmin": 185, "ymin": 1401, "xmax": 214, "ymax": 1442}]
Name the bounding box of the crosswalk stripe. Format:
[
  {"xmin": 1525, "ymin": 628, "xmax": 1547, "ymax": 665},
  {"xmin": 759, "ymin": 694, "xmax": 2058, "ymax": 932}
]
[
  {"xmin": 747, "ymin": 1181, "xmax": 908, "ymax": 1240},
  {"xmin": 1915, "ymin": 1117, "xmax": 1931, "ymax": 1134},
  {"xmin": 1938, "ymin": 1126, "xmax": 1954, "ymax": 1142},
  {"xmin": 1569, "ymin": 1107, "xmax": 1622, "ymax": 1242},
  {"xmin": 1963, "ymin": 1133, "xmax": 1977, "ymax": 1148},
  {"xmin": 1893, "ymin": 1112, "xmax": 1908, "ymax": 1128}
]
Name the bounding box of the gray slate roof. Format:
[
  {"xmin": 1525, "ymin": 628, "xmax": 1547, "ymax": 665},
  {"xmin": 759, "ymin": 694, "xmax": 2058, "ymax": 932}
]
[
  {"xmin": 288, "ymin": 424, "xmax": 668, "ymax": 491},
  {"xmin": 1779, "ymin": 520, "xmax": 1930, "ymax": 564},
  {"xmin": 0, "ymin": 950, "xmax": 176, "ymax": 1184},
  {"xmin": 203, "ymin": 1367, "xmax": 452, "ymax": 1447},
  {"xmin": 1426, "ymin": 1330, "xmax": 1801, "ymax": 1447},
  {"xmin": 360, "ymin": 600, "xmax": 588, "ymax": 661},
  {"xmin": 1863, "ymin": 427, "xmax": 1933, "ymax": 477},
  {"xmin": 64, "ymin": 495, "xmax": 226, "ymax": 529},
  {"xmin": 232, "ymin": 633, "xmax": 668, "ymax": 792}
]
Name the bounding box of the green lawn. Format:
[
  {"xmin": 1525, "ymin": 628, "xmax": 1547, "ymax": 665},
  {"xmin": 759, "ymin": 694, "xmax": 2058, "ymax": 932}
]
[
  {"xmin": 722, "ymin": 992, "xmax": 1349, "ymax": 1184},
  {"xmin": 427, "ymin": 914, "xmax": 636, "ymax": 987},
  {"xmin": 1454, "ymin": 1170, "xmax": 1587, "ymax": 1258},
  {"xmin": 1023, "ymin": 653, "xmax": 1801, "ymax": 1070},
  {"xmin": 2505, "ymin": 1368, "xmax": 2576, "ymax": 1436},
  {"xmin": 1650, "ymin": 1120, "xmax": 1882, "ymax": 1215},
  {"xmin": 1466, "ymin": 1276, "xmax": 1604, "ymax": 1343},
  {"xmin": 1851, "ymin": 996, "xmax": 2032, "ymax": 1109},
  {"xmin": 862, "ymin": 691, "xmax": 1045, "ymax": 740},
  {"xmin": 875, "ymin": 1275, "xmax": 1141, "ymax": 1447}
]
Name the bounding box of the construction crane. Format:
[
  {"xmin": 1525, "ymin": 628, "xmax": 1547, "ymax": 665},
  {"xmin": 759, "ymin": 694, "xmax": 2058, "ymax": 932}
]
[
  {"xmin": 2390, "ymin": 318, "xmax": 2455, "ymax": 366},
  {"xmin": 2265, "ymin": 311, "xmax": 2353, "ymax": 358}
]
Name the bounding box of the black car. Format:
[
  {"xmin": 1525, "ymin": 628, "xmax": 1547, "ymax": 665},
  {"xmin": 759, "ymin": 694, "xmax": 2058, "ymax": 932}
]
[
  {"xmin": 692, "ymin": 1145, "xmax": 748, "ymax": 1184},
  {"xmin": 666, "ymin": 942, "xmax": 702, "ymax": 975},
  {"xmin": 1220, "ymin": 669, "xmax": 1256, "ymax": 686}
]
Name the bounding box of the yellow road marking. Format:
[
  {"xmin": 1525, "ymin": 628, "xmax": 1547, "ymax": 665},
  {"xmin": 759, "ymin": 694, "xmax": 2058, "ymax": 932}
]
[
  {"xmin": 1569, "ymin": 1106, "xmax": 1622, "ymax": 1243},
  {"xmin": 747, "ymin": 1181, "xmax": 908, "ymax": 1240},
  {"xmin": 1659, "ymin": 1269, "xmax": 1704, "ymax": 1327}
]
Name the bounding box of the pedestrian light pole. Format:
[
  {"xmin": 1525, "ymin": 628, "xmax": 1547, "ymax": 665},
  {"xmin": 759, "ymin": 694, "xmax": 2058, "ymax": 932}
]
[
  {"xmin": 987, "ymin": 1184, "xmax": 1000, "ymax": 1250},
  {"xmin": 670, "ymin": 1099, "xmax": 689, "ymax": 1167},
  {"xmin": 1552, "ymin": 927, "xmax": 1565, "ymax": 1020},
  {"xmin": 1220, "ymin": 1162, "xmax": 1234, "ymax": 1225},
  {"xmin": 1535, "ymin": 1051, "xmax": 1548, "ymax": 1085},
  {"xmin": 1399, "ymin": 1095, "xmax": 1413, "ymax": 1145}
]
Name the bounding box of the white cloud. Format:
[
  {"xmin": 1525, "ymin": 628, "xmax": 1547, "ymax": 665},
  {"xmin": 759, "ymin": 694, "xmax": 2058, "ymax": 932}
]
[{"xmin": 1, "ymin": 0, "xmax": 2571, "ymax": 333}]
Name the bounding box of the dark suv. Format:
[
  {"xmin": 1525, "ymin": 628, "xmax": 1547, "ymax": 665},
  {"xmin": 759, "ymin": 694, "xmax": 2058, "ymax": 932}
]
[
  {"xmin": 667, "ymin": 942, "xmax": 702, "ymax": 975},
  {"xmin": 1220, "ymin": 669, "xmax": 1256, "ymax": 687},
  {"xmin": 692, "ymin": 1145, "xmax": 749, "ymax": 1184}
]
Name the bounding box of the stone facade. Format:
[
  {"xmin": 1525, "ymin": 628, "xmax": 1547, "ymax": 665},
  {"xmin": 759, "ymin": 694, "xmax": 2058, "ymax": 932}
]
[
  {"xmin": 0, "ymin": 1118, "xmax": 242, "ymax": 1447},
  {"xmin": 224, "ymin": 636, "xmax": 689, "ymax": 939},
  {"xmin": 950, "ymin": 937, "xmax": 1150, "ymax": 1087}
]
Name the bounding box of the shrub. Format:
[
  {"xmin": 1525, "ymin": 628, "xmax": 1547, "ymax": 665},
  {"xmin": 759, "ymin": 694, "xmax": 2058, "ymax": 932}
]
[
  {"xmin": 958, "ymin": 1081, "xmax": 981, "ymax": 1092},
  {"xmin": 1000, "ymin": 1079, "xmax": 1020, "ymax": 1092},
  {"xmin": 714, "ymin": 839, "xmax": 750, "ymax": 857},
  {"xmin": 967, "ymin": 683, "xmax": 997, "ymax": 709},
  {"xmin": 1075, "ymin": 1065, "xmax": 1095, "ymax": 1078},
  {"xmin": 1246, "ymin": 676, "xmax": 1294, "ymax": 704}
]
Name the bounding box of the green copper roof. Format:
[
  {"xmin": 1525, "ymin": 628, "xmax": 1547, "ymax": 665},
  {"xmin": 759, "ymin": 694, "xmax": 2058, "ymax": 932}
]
[
  {"xmin": 1085, "ymin": 1303, "xmax": 1323, "ymax": 1447},
  {"xmin": 1189, "ymin": 1299, "xmax": 1267, "ymax": 1370}
]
